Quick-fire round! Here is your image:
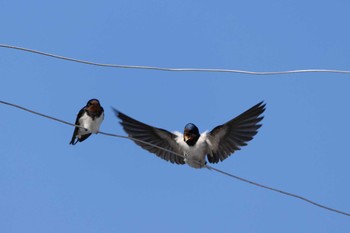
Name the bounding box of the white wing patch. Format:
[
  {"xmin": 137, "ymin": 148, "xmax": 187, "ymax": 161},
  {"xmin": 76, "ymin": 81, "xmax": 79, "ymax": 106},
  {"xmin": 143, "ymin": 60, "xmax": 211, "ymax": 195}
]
[
  {"xmin": 174, "ymin": 131, "xmax": 186, "ymax": 148},
  {"xmin": 206, "ymin": 127, "xmax": 226, "ymax": 153}
]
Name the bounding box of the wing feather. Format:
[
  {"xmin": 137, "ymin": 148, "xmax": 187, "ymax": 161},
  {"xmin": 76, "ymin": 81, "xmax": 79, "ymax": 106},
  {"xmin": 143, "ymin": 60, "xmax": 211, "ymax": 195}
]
[
  {"xmin": 206, "ymin": 101, "xmax": 266, "ymax": 163},
  {"xmin": 113, "ymin": 109, "xmax": 185, "ymax": 165},
  {"xmin": 70, "ymin": 108, "xmax": 90, "ymax": 145}
]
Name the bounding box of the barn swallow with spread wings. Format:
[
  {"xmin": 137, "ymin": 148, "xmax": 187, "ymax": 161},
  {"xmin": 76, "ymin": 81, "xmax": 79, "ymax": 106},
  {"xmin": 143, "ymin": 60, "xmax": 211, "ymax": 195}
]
[{"xmin": 113, "ymin": 101, "xmax": 265, "ymax": 168}]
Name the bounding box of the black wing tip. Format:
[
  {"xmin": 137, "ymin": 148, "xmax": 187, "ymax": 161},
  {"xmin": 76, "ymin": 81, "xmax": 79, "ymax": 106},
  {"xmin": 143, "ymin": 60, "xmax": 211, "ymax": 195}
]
[
  {"xmin": 242, "ymin": 101, "xmax": 266, "ymax": 126},
  {"xmin": 255, "ymin": 101, "xmax": 266, "ymax": 111},
  {"xmin": 249, "ymin": 101, "xmax": 266, "ymax": 118},
  {"xmin": 111, "ymin": 107, "xmax": 129, "ymax": 126},
  {"xmin": 111, "ymin": 107, "xmax": 121, "ymax": 116},
  {"xmin": 69, "ymin": 139, "xmax": 77, "ymax": 145},
  {"xmin": 111, "ymin": 107, "xmax": 135, "ymax": 121},
  {"xmin": 235, "ymin": 101, "xmax": 266, "ymax": 122},
  {"xmin": 69, "ymin": 130, "xmax": 79, "ymax": 145},
  {"xmin": 70, "ymin": 133, "xmax": 92, "ymax": 145}
]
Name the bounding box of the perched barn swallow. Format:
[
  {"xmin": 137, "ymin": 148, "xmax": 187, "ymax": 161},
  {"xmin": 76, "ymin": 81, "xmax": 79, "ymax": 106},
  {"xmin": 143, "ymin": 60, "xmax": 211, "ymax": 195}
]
[
  {"xmin": 113, "ymin": 101, "xmax": 265, "ymax": 168},
  {"xmin": 70, "ymin": 99, "xmax": 104, "ymax": 145}
]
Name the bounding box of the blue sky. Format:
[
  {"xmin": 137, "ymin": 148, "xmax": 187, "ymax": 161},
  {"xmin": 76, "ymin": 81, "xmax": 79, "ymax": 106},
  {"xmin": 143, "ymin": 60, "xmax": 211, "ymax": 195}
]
[{"xmin": 1, "ymin": 1, "xmax": 350, "ymax": 232}]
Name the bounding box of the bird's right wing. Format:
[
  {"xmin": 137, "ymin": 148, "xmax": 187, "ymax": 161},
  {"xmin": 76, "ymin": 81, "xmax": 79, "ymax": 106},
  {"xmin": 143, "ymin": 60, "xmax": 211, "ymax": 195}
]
[{"xmin": 113, "ymin": 109, "xmax": 185, "ymax": 165}]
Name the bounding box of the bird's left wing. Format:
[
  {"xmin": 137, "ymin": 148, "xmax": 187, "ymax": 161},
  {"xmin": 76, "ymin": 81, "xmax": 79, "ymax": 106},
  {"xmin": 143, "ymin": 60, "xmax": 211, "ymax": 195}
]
[
  {"xmin": 206, "ymin": 101, "xmax": 266, "ymax": 163},
  {"xmin": 113, "ymin": 109, "xmax": 185, "ymax": 165}
]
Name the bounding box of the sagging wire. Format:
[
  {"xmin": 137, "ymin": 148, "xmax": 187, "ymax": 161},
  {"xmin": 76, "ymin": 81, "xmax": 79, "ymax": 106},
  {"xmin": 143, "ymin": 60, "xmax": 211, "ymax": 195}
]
[
  {"xmin": 1, "ymin": 99, "xmax": 349, "ymax": 217},
  {"xmin": 1, "ymin": 44, "xmax": 350, "ymax": 75}
]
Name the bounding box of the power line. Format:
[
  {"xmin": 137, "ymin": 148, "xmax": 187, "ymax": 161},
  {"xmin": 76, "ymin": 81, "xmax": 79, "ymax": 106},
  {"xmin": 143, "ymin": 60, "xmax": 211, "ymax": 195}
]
[
  {"xmin": 1, "ymin": 44, "xmax": 350, "ymax": 75},
  {"xmin": 206, "ymin": 165, "xmax": 350, "ymax": 217},
  {"xmin": 1, "ymin": 99, "xmax": 349, "ymax": 217}
]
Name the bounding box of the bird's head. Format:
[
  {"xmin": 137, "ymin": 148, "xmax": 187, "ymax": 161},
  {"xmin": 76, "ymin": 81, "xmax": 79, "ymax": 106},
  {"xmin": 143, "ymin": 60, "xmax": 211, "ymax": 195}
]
[
  {"xmin": 183, "ymin": 123, "xmax": 200, "ymax": 146},
  {"xmin": 86, "ymin": 99, "xmax": 103, "ymax": 116},
  {"xmin": 87, "ymin": 99, "xmax": 102, "ymax": 108}
]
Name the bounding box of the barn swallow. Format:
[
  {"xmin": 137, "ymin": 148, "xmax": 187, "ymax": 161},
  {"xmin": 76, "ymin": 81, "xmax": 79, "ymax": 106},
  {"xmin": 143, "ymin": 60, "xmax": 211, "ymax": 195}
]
[
  {"xmin": 70, "ymin": 99, "xmax": 104, "ymax": 145},
  {"xmin": 113, "ymin": 101, "xmax": 265, "ymax": 168}
]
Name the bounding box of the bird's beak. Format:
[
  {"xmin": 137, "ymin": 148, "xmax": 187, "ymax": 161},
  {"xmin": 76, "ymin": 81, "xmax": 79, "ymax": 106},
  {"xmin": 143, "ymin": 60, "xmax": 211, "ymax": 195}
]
[
  {"xmin": 88, "ymin": 103, "xmax": 100, "ymax": 111},
  {"xmin": 184, "ymin": 134, "xmax": 192, "ymax": 142}
]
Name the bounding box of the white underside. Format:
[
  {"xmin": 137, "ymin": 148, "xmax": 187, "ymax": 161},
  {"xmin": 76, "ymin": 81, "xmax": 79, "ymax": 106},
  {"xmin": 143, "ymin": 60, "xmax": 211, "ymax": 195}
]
[
  {"xmin": 77, "ymin": 112, "xmax": 104, "ymax": 138},
  {"xmin": 174, "ymin": 131, "xmax": 210, "ymax": 168}
]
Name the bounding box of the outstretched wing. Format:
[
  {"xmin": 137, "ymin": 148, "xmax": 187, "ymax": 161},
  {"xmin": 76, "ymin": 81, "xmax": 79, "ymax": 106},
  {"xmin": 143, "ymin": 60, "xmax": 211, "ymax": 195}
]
[
  {"xmin": 206, "ymin": 101, "xmax": 266, "ymax": 163},
  {"xmin": 113, "ymin": 108, "xmax": 185, "ymax": 165}
]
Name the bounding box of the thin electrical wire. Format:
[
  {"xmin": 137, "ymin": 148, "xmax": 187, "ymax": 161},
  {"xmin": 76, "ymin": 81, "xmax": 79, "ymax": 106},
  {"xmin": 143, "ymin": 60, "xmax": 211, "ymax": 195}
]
[
  {"xmin": 205, "ymin": 165, "xmax": 350, "ymax": 217},
  {"xmin": 1, "ymin": 44, "xmax": 350, "ymax": 75},
  {"xmin": 1, "ymin": 100, "xmax": 349, "ymax": 217}
]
